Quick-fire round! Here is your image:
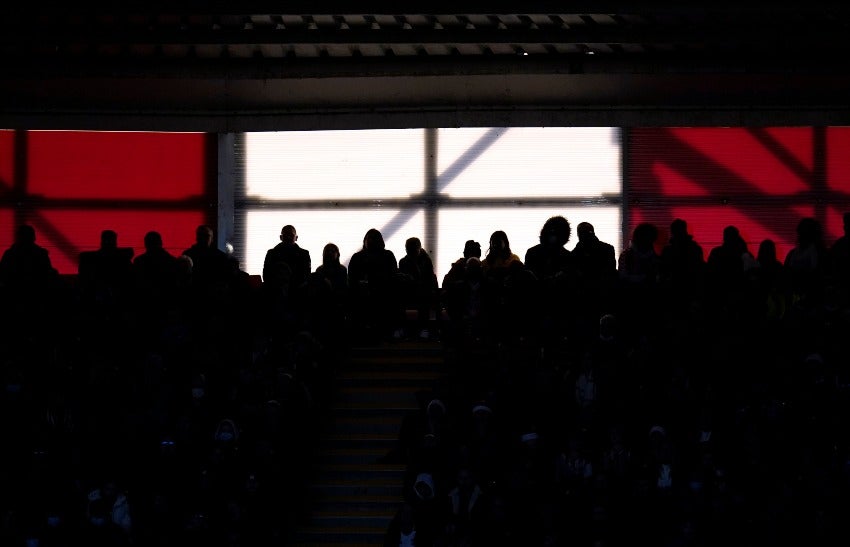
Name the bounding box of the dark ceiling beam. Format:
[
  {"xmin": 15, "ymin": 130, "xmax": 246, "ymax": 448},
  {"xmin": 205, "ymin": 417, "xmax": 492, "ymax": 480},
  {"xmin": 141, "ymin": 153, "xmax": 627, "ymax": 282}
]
[
  {"xmin": 0, "ymin": 24, "xmax": 840, "ymax": 47},
  {"xmin": 6, "ymin": 2, "xmax": 849, "ymax": 16},
  {"xmin": 4, "ymin": 51, "xmax": 850, "ymax": 79}
]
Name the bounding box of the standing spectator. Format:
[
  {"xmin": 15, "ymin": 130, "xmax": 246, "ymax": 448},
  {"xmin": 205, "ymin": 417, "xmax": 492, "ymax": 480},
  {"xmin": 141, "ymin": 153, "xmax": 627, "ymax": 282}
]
[
  {"xmin": 181, "ymin": 224, "xmax": 232, "ymax": 295},
  {"xmin": 78, "ymin": 229, "xmax": 134, "ymax": 315},
  {"xmin": 348, "ymin": 228, "xmax": 401, "ymax": 341},
  {"xmin": 262, "ymin": 224, "xmax": 311, "ymax": 299},
  {"xmin": 0, "ymin": 224, "xmax": 58, "ymax": 296},
  {"xmin": 524, "ymin": 215, "xmax": 573, "ymax": 282},
  {"xmin": 574, "ymin": 221, "xmax": 618, "ymax": 329},
  {"xmin": 706, "ymin": 225, "xmax": 756, "ymax": 319},
  {"xmin": 618, "ymin": 222, "xmax": 661, "ymax": 337},
  {"xmin": 659, "ymin": 218, "xmax": 705, "ymax": 308},
  {"xmin": 483, "ymin": 230, "xmax": 522, "ymax": 278},
  {"xmin": 307, "ymin": 243, "xmax": 348, "ymax": 345},
  {"xmin": 784, "ymin": 217, "xmax": 827, "ymax": 306},
  {"xmin": 0, "ymin": 224, "xmax": 60, "ymax": 343},
  {"xmin": 398, "ymin": 237, "xmax": 438, "ymax": 340}
]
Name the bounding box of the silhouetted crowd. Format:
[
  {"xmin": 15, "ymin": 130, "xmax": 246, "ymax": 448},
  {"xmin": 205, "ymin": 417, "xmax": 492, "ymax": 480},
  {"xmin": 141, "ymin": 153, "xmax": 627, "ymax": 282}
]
[{"xmin": 0, "ymin": 212, "xmax": 847, "ymax": 547}]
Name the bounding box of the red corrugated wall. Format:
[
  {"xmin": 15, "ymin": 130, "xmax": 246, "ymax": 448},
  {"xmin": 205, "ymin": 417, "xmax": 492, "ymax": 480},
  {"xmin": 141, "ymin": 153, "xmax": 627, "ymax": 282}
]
[
  {"xmin": 0, "ymin": 130, "xmax": 213, "ymax": 274},
  {"xmin": 627, "ymin": 127, "xmax": 850, "ymax": 261}
]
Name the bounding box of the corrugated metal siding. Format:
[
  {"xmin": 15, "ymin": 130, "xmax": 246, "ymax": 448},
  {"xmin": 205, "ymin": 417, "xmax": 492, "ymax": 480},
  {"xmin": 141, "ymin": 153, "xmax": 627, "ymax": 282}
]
[
  {"xmin": 626, "ymin": 127, "xmax": 850, "ymax": 263},
  {"xmin": 0, "ymin": 130, "xmax": 213, "ymax": 274}
]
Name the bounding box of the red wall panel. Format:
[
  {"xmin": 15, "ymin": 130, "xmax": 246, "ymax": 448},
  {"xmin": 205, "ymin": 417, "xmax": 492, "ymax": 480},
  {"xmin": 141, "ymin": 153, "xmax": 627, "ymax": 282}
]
[
  {"xmin": 0, "ymin": 130, "xmax": 211, "ymax": 274},
  {"xmin": 628, "ymin": 127, "xmax": 850, "ymax": 262}
]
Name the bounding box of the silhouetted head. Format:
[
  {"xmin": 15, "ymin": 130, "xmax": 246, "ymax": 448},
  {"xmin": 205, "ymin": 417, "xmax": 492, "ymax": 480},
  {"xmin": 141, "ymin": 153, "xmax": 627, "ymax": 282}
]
[
  {"xmin": 488, "ymin": 230, "xmax": 512, "ymax": 259},
  {"xmin": 100, "ymin": 230, "xmax": 118, "ymax": 250},
  {"xmin": 195, "ymin": 225, "xmax": 213, "ymax": 247},
  {"xmin": 632, "ymin": 223, "xmax": 658, "ymax": 252},
  {"xmin": 322, "ymin": 243, "xmax": 340, "ymax": 266},
  {"xmin": 670, "ymin": 218, "xmax": 688, "ymax": 239},
  {"xmin": 796, "ymin": 217, "xmax": 823, "ymax": 247},
  {"xmin": 405, "ymin": 237, "xmax": 422, "ymax": 257},
  {"xmin": 540, "ymin": 215, "xmax": 571, "ymax": 247},
  {"xmin": 14, "ymin": 224, "xmax": 36, "ymax": 245},
  {"xmin": 463, "ymin": 240, "xmax": 481, "ymax": 259},
  {"xmin": 280, "ymin": 225, "xmax": 297, "ymax": 245},
  {"xmin": 144, "ymin": 231, "xmax": 163, "ymax": 251},
  {"xmin": 758, "ymin": 239, "xmax": 777, "ymax": 265},
  {"xmin": 363, "ymin": 228, "xmax": 385, "ymax": 251},
  {"xmin": 722, "ymin": 225, "xmax": 740, "ymax": 246},
  {"xmin": 577, "ymin": 222, "xmax": 596, "ymax": 243}
]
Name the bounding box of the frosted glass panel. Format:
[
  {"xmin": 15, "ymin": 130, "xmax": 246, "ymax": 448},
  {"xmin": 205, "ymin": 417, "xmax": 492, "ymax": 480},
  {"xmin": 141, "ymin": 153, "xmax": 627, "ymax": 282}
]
[
  {"xmin": 244, "ymin": 209, "xmax": 425, "ymax": 276},
  {"xmin": 437, "ymin": 207, "xmax": 621, "ymax": 282},
  {"xmin": 437, "ymin": 127, "xmax": 621, "ymax": 198},
  {"xmin": 245, "ymin": 130, "xmax": 425, "ymax": 200},
  {"xmin": 240, "ymin": 127, "xmax": 623, "ymax": 281}
]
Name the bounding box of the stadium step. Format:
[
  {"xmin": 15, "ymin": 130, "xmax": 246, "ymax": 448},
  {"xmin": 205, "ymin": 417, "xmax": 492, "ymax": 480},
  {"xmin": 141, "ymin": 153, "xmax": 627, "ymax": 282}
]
[{"xmin": 292, "ymin": 339, "xmax": 447, "ymax": 546}]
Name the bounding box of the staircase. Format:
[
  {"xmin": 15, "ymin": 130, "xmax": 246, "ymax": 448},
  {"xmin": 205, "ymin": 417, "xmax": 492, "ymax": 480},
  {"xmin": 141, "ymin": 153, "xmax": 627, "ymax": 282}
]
[{"xmin": 290, "ymin": 339, "xmax": 447, "ymax": 546}]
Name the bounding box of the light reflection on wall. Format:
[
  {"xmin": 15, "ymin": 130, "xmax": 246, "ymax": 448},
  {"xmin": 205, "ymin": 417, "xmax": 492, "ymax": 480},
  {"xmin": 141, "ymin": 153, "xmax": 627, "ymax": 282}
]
[
  {"xmin": 245, "ymin": 130, "xmax": 425, "ymax": 200},
  {"xmin": 437, "ymin": 127, "xmax": 621, "ymax": 198}
]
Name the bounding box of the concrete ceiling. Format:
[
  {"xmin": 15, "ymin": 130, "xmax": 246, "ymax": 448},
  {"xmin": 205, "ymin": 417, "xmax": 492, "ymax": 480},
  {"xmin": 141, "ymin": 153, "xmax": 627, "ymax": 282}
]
[{"xmin": 3, "ymin": 2, "xmax": 850, "ymax": 130}]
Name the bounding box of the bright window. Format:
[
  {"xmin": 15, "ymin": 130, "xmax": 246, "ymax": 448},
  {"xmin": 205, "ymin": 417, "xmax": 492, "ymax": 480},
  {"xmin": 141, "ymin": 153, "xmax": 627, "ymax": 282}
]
[{"xmin": 239, "ymin": 127, "xmax": 623, "ymax": 281}]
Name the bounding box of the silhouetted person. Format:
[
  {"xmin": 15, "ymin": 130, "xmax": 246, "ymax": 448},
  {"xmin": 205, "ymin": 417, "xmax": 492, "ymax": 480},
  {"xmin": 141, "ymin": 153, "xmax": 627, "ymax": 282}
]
[
  {"xmin": 574, "ymin": 222, "xmax": 616, "ymax": 281},
  {"xmin": 524, "ymin": 215, "xmax": 573, "ymax": 282},
  {"xmin": 618, "ymin": 222, "xmax": 660, "ymax": 337},
  {"xmin": 574, "ymin": 221, "xmax": 617, "ymax": 323},
  {"xmin": 752, "ymin": 238, "xmax": 789, "ymax": 322},
  {"xmin": 348, "ymin": 228, "xmax": 400, "ymax": 341},
  {"xmin": 659, "ymin": 218, "xmax": 705, "ymax": 307},
  {"xmin": 483, "ymin": 230, "xmax": 522, "ymax": 278},
  {"xmin": 521, "ymin": 216, "xmax": 573, "ymax": 344},
  {"xmin": 619, "ymin": 222, "xmax": 660, "ymax": 287},
  {"xmin": 442, "ymin": 240, "xmax": 481, "ymax": 288},
  {"xmin": 706, "ymin": 225, "xmax": 755, "ymax": 320},
  {"xmin": 784, "ymin": 217, "xmax": 827, "ymax": 306},
  {"xmin": 0, "ymin": 224, "xmax": 58, "ymax": 293},
  {"xmin": 181, "ymin": 224, "xmax": 232, "ymax": 294},
  {"xmin": 307, "ymin": 242, "xmax": 348, "ymax": 344},
  {"xmin": 398, "ymin": 237, "xmax": 438, "ymax": 339},
  {"xmin": 132, "ymin": 231, "xmax": 178, "ymax": 319},
  {"xmin": 262, "ymin": 224, "xmax": 311, "ymax": 298},
  {"xmin": 78, "ymin": 229, "xmax": 134, "ymax": 313},
  {"xmin": 0, "ymin": 224, "xmax": 59, "ymax": 331}
]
